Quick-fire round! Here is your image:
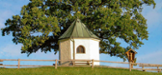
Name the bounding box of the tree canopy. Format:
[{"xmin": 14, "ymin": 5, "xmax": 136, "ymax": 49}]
[{"xmin": 2, "ymin": 0, "xmax": 155, "ymax": 60}]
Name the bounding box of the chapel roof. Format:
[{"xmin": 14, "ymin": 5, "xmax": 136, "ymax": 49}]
[
  {"xmin": 59, "ymin": 18, "xmax": 100, "ymax": 40},
  {"xmin": 125, "ymin": 49, "xmax": 137, "ymax": 54}
]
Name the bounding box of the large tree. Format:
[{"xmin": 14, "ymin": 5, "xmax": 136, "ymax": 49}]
[{"xmin": 2, "ymin": 0, "xmax": 155, "ymax": 60}]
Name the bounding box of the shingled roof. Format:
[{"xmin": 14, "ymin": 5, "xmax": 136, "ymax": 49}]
[{"xmin": 59, "ymin": 18, "xmax": 100, "ymax": 40}]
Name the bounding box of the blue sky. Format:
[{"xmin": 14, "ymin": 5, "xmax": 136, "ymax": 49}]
[{"xmin": 0, "ymin": 0, "xmax": 162, "ymax": 67}]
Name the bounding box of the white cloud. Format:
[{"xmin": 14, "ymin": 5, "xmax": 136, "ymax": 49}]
[
  {"xmin": 0, "ymin": 43, "xmax": 59, "ymax": 59},
  {"xmin": 142, "ymin": 1, "xmax": 162, "ymax": 27},
  {"xmin": 0, "ymin": 10, "xmax": 14, "ymax": 28},
  {"xmin": 0, "ymin": 21, "xmax": 3, "ymax": 28},
  {"xmin": 0, "ymin": 0, "xmax": 29, "ymax": 28},
  {"xmin": 0, "ymin": 0, "xmax": 29, "ymax": 11},
  {"xmin": 0, "ymin": 44, "xmax": 22, "ymax": 57},
  {"xmin": 0, "ymin": 1, "xmax": 12, "ymax": 8},
  {"xmin": 30, "ymin": 50, "xmax": 59, "ymax": 59},
  {"xmin": 145, "ymin": 10, "xmax": 160, "ymax": 25},
  {"xmin": 137, "ymin": 50, "xmax": 162, "ymax": 64},
  {"xmin": 100, "ymin": 50, "xmax": 162, "ymax": 68}
]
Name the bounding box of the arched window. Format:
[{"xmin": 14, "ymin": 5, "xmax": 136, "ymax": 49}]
[{"xmin": 77, "ymin": 46, "xmax": 85, "ymax": 53}]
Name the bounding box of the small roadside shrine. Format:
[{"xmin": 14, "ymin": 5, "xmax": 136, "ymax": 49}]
[
  {"xmin": 58, "ymin": 18, "xmax": 100, "ymax": 65},
  {"xmin": 125, "ymin": 49, "xmax": 137, "ymax": 68}
]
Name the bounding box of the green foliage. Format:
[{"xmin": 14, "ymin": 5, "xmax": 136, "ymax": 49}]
[
  {"xmin": 0, "ymin": 67, "xmax": 161, "ymax": 75},
  {"xmin": 1, "ymin": 0, "xmax": 156, "ymax": 59}
]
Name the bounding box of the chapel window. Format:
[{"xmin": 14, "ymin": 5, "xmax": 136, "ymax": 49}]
[{"xmin": 77, "ymin": 46, "xmax": 85, "ymax": 53}]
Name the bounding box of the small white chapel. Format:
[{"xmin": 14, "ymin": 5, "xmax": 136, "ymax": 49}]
[{"xmin": 59, "ymin": 18, "xmax": 100, "ymax": 65}]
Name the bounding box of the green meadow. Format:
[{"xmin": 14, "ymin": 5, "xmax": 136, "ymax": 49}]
[{"xmin": 0, "ymin": 67, "xmax": 161, "ymax": 75}]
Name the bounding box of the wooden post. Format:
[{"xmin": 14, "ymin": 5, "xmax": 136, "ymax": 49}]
[
  {"xmin": 87, "ymin": 61, "xmax": 90, "ymax": 65},
  {"xmin": 130, "ymin": 53, "xmax": 132, "ymax": 61},
  {"xmin": 55, "ymin": 59, "xmax": 57, "ymax": 69},
  {"xmin": 142, "ymin": 66, "xmax": 145, "ymax": 72},
  {"xmin": 92, "ymin": 59, "xmax": 94, "ymax": 68},
  {"xmin": 18, "ymin": 59, "xmax": 20, "ymax": 69},
  {"xmin": 159, "ymin": 69, "xmax": 161, "ymax": 73},
  {"xmin": 157, "ymin": 67, "xmax": 161, "ymax": 73},
  {"xmin": 72, "ymin": 59, "xmax": 75, "ymax": 66},
  {"xmin": 129, "ymin": 62, "xmax": 131, "ymax": 71}
]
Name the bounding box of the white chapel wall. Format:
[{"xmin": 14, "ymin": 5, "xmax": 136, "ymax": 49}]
[
  {"xmin": 74, "ymin": 39, "xmax": 91, "ymax": 60},
  {"xmin": 90, "ymin": 39, "xmax": 100, "ymax": 65},
  {"xmin": 70, "ymin": 38, "xmax": 100, "ymax": 65}
]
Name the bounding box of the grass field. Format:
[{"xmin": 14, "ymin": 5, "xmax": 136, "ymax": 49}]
[{"xmin": 0, "ymin": 67, "xmax": 161, "ymax": 75}]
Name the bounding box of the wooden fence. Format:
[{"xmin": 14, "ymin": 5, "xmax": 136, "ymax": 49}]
[{"xmin": 0, "ymin": 59, "xmax": 161, "ymax": 73}]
